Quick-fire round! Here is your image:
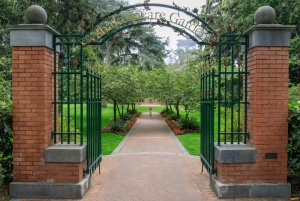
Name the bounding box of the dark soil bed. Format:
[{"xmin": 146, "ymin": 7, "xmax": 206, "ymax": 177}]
[
  {"xmin": 292, "ymin": 184, "xmax": 300, "ymax": 195},
  {"xmin": 0, "ymin": 183, "xmax": 9, "ymax": 200}
]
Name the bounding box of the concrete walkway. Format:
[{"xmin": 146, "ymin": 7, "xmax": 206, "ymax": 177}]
[{"xmin": 20, "ymin": 112, "xmax": 289, "ymax": 201}]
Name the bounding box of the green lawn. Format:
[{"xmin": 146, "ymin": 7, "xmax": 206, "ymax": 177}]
[
  {"xmin": 177, "ymin": 133, "xmax": 200, "ymax": 156},
  {"xmin": 102, "ymin": 132, "xmax": 124, "ymax": 155},
  {"xmin": 135, "ymin": 105, "xmax": 166, "ymax": 113}
]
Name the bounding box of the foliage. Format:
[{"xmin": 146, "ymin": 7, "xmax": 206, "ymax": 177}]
[
  {"xmin": 127, "ymin": 109, "xmax": 138, "ymax": 116},
  {"xmin": 101, "ymin": 64, "xmax": 143, "ymax": 120},
  {"xmin": 219, "ymin": 106, "xmax": 243, "ymax": 143},
  {"xmin": 160, "ymin": 108, "xmax": 173, "ymax": 115},
  {"xmin": 178, "ymin": 117, "xmax": 199, "ymax": 130},
  {"xmin": 109, "ymin": 119, "xmax": 126, "ymax": 132},
  {"xmin": 58, "ymin": 115, "xmax": 82, "ymax": 143},
  {"xmin": 0, "ymin": 57, "xmax": 11, "ymax": 102},
  {"xmin": 287, "ymin": 102, "xmax": 300, "ymax": 177},
  {"xmin": 167, "ymin": 112, "xmax": 179, "ymax": 121},
  {"xmin": 104, "ymin": 116, "xmax": 137, "ymax": 134},
  {"xmin": 289, "ymin": 84, "xmax": 300, "ymax": 103},
  {"xmin": 0, "ymin": 101, "xmax": 13, "ymax": 184},
  {"xmin": 202, "ymin": 0, "xmax": 300, "ymax": 37},
  {"xmin": 120, "ymin": 113, "xmax": 134, "ymax": 121},
  {"xmin": 290, "ymin": 37, "xmax": 300, "ymax": 85}
]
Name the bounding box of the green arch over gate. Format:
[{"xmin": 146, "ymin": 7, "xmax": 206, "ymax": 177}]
[{"xmin": 56, "ymin": 3, "xmax": 218, "ymax": 46}]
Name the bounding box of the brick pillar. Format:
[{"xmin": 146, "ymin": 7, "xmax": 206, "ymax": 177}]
[
  {"xmin": 247, "ymin": 45, "xmax": 289, "ymax": 182},
  {"xmin": 210, "ymin": 24, "xmax": 295, "ymax": 198},
  {"xmin": 11, "ymin": 45, "xmax": 54, "ymax": 181},
  {"xmin": 7, "ymin": 24, "xmax": 90, "ymax": 199}
]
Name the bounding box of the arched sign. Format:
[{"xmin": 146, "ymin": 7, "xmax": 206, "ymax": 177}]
[
  {"xmin": 60, "ymin": 3, "xmax": 218, "ymax": 46},
  {"xmin": 87, "ymin": 3, "xmax": 216, "ymax": 45}
]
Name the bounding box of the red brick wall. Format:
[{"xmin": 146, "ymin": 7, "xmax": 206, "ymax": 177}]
[
  {"xmin": 12, "ymin": 46, "xmax": 86, "ymax": 183},
  {"xmin": 215, "ymin": 46, "xmax": 289, "ymax": 184}
]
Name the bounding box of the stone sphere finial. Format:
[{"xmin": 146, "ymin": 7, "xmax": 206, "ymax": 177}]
[
  {"xmin": 26, "ymin": 5, "xmax": 47, "ymax": 24},
  {"xmin": 254, "ymin": 6, "xmax": 276, "ymax": 24}
]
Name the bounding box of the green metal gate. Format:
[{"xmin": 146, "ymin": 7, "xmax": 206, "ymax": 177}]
[
  {"xmin": 200, "ymin": 70, "xmax": 216, "ymax": 174},
  {"xmin": 53, "ymin": 33, "xmax": 102, "ymax": 174},
  {"xmin": 86, "ymin": 69, "xmax": 102, "ymax": 173},
  {"xmin": 200, "ymin": 32, "xmax": 249, "ymax": 174}
]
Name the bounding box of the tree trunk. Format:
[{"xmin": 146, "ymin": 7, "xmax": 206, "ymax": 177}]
[
  {"xmin": 165, "ymin": 101, "xmax": 169, "ymax": 113},
  {"xmin": 116, "ymin": 104, "xmax": 121, "ymax": 118},
  {"xmin": 184, "ymin": 105, "xmax": 189, "ymax": 120},
  {"xmin": 175, "ymin": 101, "xmax": 180, "ymax": 119},
  {"xmin": 127, "ymin": 104, "xmax": 130, "ymax": 112},
  {"xmin": 113, "ymin": 99, "xmax": 117, "ymax": 122},
  {"xmin": 169, "ymin": 105, "xmax": 173, "ymax": 113}
]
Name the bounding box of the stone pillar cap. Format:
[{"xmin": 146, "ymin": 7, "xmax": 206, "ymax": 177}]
[
  {"xmin": 6, "ymin": 24, "xmax": 60, "ymax": 35},
  {"xmin": 244, "ymin": 24, "xmax": 295, "ymax": 35}
]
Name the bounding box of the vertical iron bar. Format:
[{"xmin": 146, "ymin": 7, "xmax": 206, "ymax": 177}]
[
  {"xmin": 74, "ymin": 68, "xmax": 76, "ymax": 144},
  {"xmin": 200, "ymin": 71, "xmax": 203, "ymax": 168},
  {"xmin": 99, "ymin": 74, "xmax": 102, "ymax": 174},
  {"xmin": 231, "ymin": 38, "xmax": 234, "ymax": 144},
  {"xmin": 60, "ymin": 61, "xmax": 64, "ymax": 144},
  {"xmin": 80, "ymin": 46, "xmax": 84, "ymax": 145},
  {"xmin": 67, "ymin": 38, "xmax": 71, "ymax": 144},
  {"xmin": 224, "ymin": 67, "xmax": 227, "ymax": 144},
  {"xmin": 238, "ymin": 65, "xmax": 241, "ymax": 144},
  {"xmin": 211, "ymin": 69, "xmax": 215, "ymax": 174},
  {"xmin": 208, "ymin": 70, "xmax": 211, "ymax": 172},
  {"xmin": 86, "ymin": 69, "xmax": 90, "ymax": 173},
  {"xmin": 93, "ymin": 73, "xmax": 95, "ymax": 169},
  {"xmin": 244, "ymin": 35, "xmax": 249, "ymax": 143},
  {"xmin": 218, "ymin": 41, "xmax": 222, "ymax": 146},
  {"xmin": 53, "ymin": 36, "xmax": 57, "ymax": 143}
]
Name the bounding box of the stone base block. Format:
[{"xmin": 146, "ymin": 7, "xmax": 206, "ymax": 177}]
[
  {"xmin": 10, "ymin": 174, "xmax": 91, "ymax": 199},
  {"xmin": 210, "ymin": 175, "xmax": 291, "ymax": 198},
  {"xmin": 215, "ymin": 143, "xmax": 256, "ymax": 163}
]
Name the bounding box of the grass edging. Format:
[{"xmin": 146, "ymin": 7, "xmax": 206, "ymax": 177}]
[{"xmin": 177, "ymin": 133, "xmax": 200, "ymax": 156}]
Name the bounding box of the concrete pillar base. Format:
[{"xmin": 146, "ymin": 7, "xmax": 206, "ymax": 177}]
[
  {"xmin": 210, "ymin": 175, "xmax": 291, "ymax": 198},
  {"xmin": 9, "ymin": 174, "xmax": 92, "ymax": 199}
]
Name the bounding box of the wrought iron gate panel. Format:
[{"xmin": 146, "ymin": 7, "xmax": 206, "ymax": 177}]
[
  {"xmin": 53, "ymin": 34, "xmax": 102, "ymax": 174},
  {"xmin": 86, "ymin": 69, "xmax": 102, "ymax": 174},
  {"xmin": 53, "ymin": 37, "xmax": 85, "ymax": 145},
  {"xmin": 200, "ymin": 33, "xmax": 249, "ymax": 174},
  {"xmin": 200, "ymin": 70, "xmax": 216, "ymax": 174},
  {"xmin": 216, "ymin": 34, "xmax": 249, "ymax": 146}
]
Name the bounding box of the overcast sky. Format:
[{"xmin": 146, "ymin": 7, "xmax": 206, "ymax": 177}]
[{"xmin": 127, "ymin": 0, "xmax": 206, "ymax": 50}]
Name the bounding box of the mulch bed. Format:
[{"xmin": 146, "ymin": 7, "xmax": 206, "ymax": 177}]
[
  {"xmin": 0, "ymin": 183, "xmax": 9, "ymax": 200},
  {"xmin": 291, "ymin": 184, "xmax": 300, "ymax": 198}
]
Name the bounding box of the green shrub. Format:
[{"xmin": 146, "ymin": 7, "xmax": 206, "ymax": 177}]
[
  {"xmin": 127, "ymin": 109, "xmax": 137, "ymax": 116},
  {"xmin": 178, "ymin": 117, "xmax": 199, "ymax": 130},
  {"xmin": 161, "ymin": 108, "xmax": 173, "ymax": 115},
  {"xmin": 120, "ymin": 113, "xmax": 134, "ymax": 121},
  {"xmin": 289, "ymin": 84, "xmax": 300, "ymax": 103},
  {"xmin": 0, "ymin": 101, "xmax": 13, "ymax": 184},
  {"xmin": 167, "ymin": 112, "xmax": 178, "ymax": 121},
  {"xmin": 287, "ymin": 101, "xmax": 300, "ymax": 177},
  {"xmin": 110, "ymin": 120, "xmax": 125, "ymax": 132}
]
